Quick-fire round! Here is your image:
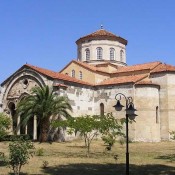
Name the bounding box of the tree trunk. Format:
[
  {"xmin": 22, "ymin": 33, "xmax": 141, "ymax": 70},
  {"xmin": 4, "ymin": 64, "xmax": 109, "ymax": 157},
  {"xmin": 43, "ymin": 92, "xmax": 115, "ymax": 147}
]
[{"xmin": 39, "ymin": 117, "xmax": 50, "ymax": 142}]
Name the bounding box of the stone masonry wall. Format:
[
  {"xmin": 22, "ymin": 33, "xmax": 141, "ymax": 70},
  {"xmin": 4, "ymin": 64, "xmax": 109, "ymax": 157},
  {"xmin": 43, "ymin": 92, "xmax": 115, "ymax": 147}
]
[
  {"xmin": 151, "ymin": 73, "xmax": 169, "ymax": 140},
  {"xmin": 134, "ymin": 85, "xmax": 160, "ymax": 142}
]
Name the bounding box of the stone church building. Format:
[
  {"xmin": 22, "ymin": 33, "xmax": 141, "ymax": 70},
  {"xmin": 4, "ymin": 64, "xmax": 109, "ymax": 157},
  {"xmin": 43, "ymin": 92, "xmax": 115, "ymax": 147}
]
[{"xmin": 1, "ymin": 28, "xmax": 175, "ymax": 142}]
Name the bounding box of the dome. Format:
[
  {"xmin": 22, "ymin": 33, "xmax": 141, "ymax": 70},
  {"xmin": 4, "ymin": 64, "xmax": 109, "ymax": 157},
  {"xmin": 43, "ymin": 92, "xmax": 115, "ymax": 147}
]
[
  {"xmin": 76, "ymin": 29, "xmax": 127, "ymax": 45},
  {"xmin": 76, "ymin": 29, "xmax": 127, "ymax": 66}
]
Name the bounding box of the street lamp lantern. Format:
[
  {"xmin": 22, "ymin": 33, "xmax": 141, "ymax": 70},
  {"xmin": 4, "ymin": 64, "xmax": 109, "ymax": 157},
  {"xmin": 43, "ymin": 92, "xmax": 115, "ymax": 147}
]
[
  {"xmin": 126, "ymin": 103, "xmax": 137, "ymax": 120},
  {"xmin": 113, "ymin": 100, "xmax": 124, "ymax": 111},
  {"xmin": 113, "ymin": 93, "xmax": 137, "ymax": 175}
]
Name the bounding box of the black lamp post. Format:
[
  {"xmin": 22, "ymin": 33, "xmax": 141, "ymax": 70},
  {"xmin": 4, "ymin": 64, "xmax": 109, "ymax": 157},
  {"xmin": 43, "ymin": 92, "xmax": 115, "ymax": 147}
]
[{"xmin": 113, "ymin": 93, "xmax": 137, "ymax": 175}]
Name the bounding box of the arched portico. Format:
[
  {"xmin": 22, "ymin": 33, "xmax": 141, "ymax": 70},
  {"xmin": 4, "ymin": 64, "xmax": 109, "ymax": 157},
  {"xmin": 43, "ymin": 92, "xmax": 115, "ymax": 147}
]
[{"xmin": 2, "ymin": 68, "xmax": 46, "ymax": 140}]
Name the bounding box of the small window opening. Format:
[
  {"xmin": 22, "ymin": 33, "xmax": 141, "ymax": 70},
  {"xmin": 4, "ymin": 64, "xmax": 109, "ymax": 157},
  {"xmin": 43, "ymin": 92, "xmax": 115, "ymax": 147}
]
[
  {"xmin": 100, "ymin": 103, "xmax": 104, "ymax": 116},
  {"xmin": 79, "ymin": 71, "xmax": 82, "ymax": 80},
  {"xmin": 156, "ymin": 106, "xmax": 159, "ymax": 123},
  {"xmin": 72, "ymin": 70, "xmax": 75, "ymax": 78},
  {"xmin": 23, "ymin": 79, "xmax": 28, "ymax": 85}
]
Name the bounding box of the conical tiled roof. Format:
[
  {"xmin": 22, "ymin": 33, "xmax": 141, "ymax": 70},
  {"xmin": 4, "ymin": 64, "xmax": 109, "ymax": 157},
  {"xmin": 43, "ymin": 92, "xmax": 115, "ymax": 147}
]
[{"xmin": 76, "ymin": 29, "xmax": 127, "ymax": 45}]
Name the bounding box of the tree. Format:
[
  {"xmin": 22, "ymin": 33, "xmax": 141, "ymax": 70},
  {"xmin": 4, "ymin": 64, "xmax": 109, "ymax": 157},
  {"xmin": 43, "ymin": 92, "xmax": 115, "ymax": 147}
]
[
  {"xmin": 16, "ymin": 85, "xmax": 72, "ymax": 142},
  {"xmin": 100, "ymin": 113, "xmax": 125, "ymax": 150},
  {"xmin": 53, "ymin": 115, "xmax": 100, "ymax": 157},
  {"xmin": 53, "ymin": 113, "xmax": 124, "ymax": 157},
  {"xmin": 8, "ymin": 139, "xmax": 35, "ymax": 175},
  {"xmin": 0, "ymin": 112, "xmax": 11, "ymax": 141}
]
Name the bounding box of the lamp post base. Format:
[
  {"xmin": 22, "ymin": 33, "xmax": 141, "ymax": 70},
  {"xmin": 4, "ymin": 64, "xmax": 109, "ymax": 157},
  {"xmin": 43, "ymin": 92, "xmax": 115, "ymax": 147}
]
[{"xmin": 126, "ymin": 152, "xmax": 129, "ymax": 175}]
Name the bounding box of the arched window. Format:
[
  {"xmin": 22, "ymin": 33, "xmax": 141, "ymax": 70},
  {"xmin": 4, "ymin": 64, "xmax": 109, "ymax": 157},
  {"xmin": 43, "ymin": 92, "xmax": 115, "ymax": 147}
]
[
  {"xmin": 100, "ymin": 103, "xmax": 104, "ymax": 116},
  {"xmin": 156, "ymin": 106, "xmax": 159, "ymax": 123},
  {"xmin": 71, "ymin": 70, "xmax": 75, "ymax": 78},
  {"xmin": 85, "ymin": 48, "xmax": 90, "ymax": 61},
  {"xmin": 120, "ymin": 50, "xmax": 124, "ymax": 61},
  {"xmin": 79, "ymin": 71, "xmax": 82, "ymax": 80},
  {"xmin": 97, "ymin": 47, "xmax": 103, "ymax": 60},
  {"xmin": 110, "ymin": 48, "xmax": 115, "ymax": 60}
]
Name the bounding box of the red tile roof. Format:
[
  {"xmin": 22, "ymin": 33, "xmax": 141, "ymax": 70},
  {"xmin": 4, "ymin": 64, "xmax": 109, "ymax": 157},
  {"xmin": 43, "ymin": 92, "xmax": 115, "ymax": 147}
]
[
  {"xmin": 25, "ymin": 64, "xmax": 93, "ymax": 86},
  {"xmin": 97, "ymin": 74, "xmax": 147, "ymax": 86},
  {"xmin": 2, "ymin": 59, "xmax": 175, "ymax": 88},
  {"xmin": 150, "ymin": 63, "xmax": 175, "ymax": 74},
  {"xmin": 112, "ymin": 61, "xmax": 161, "ymax": 74},
  {"xmin": 76, "ymin": 29, "xmax": 127, "ymax": 45}
]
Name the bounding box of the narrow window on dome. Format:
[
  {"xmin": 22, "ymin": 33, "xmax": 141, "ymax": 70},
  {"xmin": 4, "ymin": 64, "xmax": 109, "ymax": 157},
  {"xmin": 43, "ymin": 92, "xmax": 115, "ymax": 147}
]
[
  {"xmin": 85, "ymin": 48, "xmax": 90, "ymax": 61},
  {"xmin": 72, "ymin": 70, "xmax": 75, "ymax": 78},
  {"xmin": 79, "ymin": 71, "xmax": 82, "ymax": 80},
  {"xmin": 110, "ymin": 48, "xmax": 115, "ymax": 60},
  {"xmin": 97, "ymin": 47, "xmax": 103, "ymax": 60},
  {"xmin": 120, "ymin": 50, "xmax": 124, "ymax": 62}
]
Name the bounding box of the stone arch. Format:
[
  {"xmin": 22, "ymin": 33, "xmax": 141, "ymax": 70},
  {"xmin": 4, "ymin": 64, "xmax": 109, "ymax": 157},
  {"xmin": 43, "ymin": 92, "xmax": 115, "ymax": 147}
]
[{"xmin": 2, "ymin": 69, "xmax": 45, "ymax": 102}]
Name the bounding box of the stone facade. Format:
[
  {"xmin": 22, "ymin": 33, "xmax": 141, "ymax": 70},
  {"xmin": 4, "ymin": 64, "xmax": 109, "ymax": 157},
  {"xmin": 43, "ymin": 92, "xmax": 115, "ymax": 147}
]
[{"xmin": 1, "ymin": 29, "xmax": 175, "ymax": 142}]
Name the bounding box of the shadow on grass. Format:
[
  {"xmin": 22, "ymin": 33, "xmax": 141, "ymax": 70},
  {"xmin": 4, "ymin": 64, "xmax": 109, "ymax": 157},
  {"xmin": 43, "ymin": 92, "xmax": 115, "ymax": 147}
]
[
  {"xmin": 156, "ymin": 154, "xmax": 175, "ymax": 162},
  {"xmin": 41, "ymin": 163, "xmax": 175, "ymax": 175}
]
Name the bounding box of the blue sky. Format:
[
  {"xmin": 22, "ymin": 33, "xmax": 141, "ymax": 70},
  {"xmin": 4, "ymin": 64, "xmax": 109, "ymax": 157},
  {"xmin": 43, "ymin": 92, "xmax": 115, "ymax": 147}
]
[{"xmin": 1, "ymin": 0, "xmax": 175, "ymax": 83}]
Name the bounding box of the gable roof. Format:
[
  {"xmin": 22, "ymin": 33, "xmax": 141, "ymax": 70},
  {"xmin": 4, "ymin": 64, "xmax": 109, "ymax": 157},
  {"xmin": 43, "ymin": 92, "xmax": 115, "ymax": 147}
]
[
  {"xmin": 60, "ymin": 60, "xmax": 110, "ymax": 74},
  {"xmin": 1, "ymin": 64, "xmax": 93, "ymax": 86},
  {"xmin": 76, "ymin": 29, "xmax": 127, "ymax": 45},
  {"xmin": 96, "ymin": 74, "xmax": 148, "ymax": 86},
  {"xmin": 2, "ymin": 60, "xmax": 175, "ymax": 88},
  {"xmin": 25, "ymin": 64, "xmax": 93, "ymax": 86},
  {"xmin": 112, "ymin": 61, "xmax": 161, "ymax": 74}
]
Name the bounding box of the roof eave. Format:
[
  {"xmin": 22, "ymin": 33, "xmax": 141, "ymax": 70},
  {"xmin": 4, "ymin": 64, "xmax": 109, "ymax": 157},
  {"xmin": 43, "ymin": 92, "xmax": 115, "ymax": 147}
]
[
  {"xmin": 76, "ymin": 36, "xmax": 127, "ymax": 45},
  {"xmin": 150, "ymin": 70, "xmax": 175, "ymax": 75},
  {"xmin": 96, "ymin": 82, "xmax": 134, "ymax": 87}
]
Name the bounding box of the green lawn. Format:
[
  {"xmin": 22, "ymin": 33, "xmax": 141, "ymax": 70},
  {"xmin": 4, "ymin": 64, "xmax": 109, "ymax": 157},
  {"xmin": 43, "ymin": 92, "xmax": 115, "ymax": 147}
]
[{"xmin": 0, "ymin": 139, "xmax": 175, "ymax": 175}]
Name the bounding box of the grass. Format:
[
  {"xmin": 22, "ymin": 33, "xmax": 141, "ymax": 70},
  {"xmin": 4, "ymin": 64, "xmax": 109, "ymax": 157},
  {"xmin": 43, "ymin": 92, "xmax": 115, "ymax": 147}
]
[{"xmin": 0, "ymin": 139, "xmax": 175, "ymax": 175}]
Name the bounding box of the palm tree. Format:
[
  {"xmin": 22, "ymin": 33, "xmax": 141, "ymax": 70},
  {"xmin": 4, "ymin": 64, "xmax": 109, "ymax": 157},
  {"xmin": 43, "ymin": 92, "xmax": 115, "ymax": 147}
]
[{"xmin": 16, "ymin": 85, "xmax": 72, "ymax": 142}]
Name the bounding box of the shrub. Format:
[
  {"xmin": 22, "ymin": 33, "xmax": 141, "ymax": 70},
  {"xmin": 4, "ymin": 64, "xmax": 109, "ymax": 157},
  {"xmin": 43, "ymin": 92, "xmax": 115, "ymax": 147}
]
[
  {"xmin": 36, "ymin": 147, "xmax": 44, "ymax": 156},
  {"xmin": 0, "ymin": 113, "xmax": 11, "ymax": 141},
  {"xmin": 0, "ymin": 152, "xmax": 8, "ymax": 166},
  {"xmin": 42, "ymin": 160, "xmax": 49, "ymax": 168},
  {"xmin": 102, "ymin": 134, "xmax": 115, "ymax": 150},
  {"xmin": 2, "ymin": 134, "xmax": 32, "ymax": 141},
  {"xmin": 8, "ymin": 139, "xmax": 35, "ymax": 175}
]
